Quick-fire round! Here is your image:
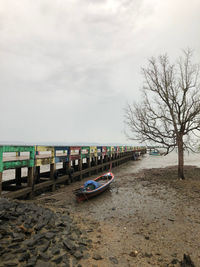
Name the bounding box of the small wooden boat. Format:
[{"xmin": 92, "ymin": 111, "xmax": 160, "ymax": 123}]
[
  {"xmin": 149, "ymin": 149, "xmax": 160, "ymax": 156},
  {"xmin": 73, "ymin": 172, "xmax": 114, "ymax": 202}
]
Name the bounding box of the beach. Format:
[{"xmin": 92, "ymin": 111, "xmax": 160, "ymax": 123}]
[{"xmin": 29, "ymin": 152, "xmax": 200, "ymax": 266}]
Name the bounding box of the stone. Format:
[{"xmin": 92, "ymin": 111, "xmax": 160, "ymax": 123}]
[
  {"xmin": 78, "ymin": 239, "xmax": 88, "ymax": 246},
  {"xmin": 61, "ymin": 215, "xmax": 72, "ymax": 223},
  {"xmin": 52, "ymin": 255, "xmax": 63, "ymax": 264},
  {"xmin": 4, "ymin": 262, "xmax": 18, "ymax": 267},
  {"xmin": 26, "ymin": 256, "xmax": 37, "ymax": 267},
  {"xmin": 109, "ymin": 256, "xmax": 118, "ymax": 264},
  {"xmin": 2, "ymin": 254, "xmax": 16, "ymax": 261},
  {"xmin": 8, "ymin": 243, "xmax": 19, "ymax": 249},
  {"xmin": 144, "ymin": 252, "xmax": 153, "ymax": 258},
  {"xmin": 77, "ymin": 244, "xmax": 88, "ymax": 252},
  {"xmin": 23, "ymin": 235, "xmax": 43, "ymax": 248},
  {"xmin": 50, "ymin": 229, "xmax": 60, "ymax": 233},
  {"xmin": 171, "ymin": 258, "xmax": 179, "ymax": 264},
  {"xmin": 129, "ymin": 251, "xmax": 138, "ymax": 257},
  {"xmin": 35, "ymin": 223, "xmax": 46, "ymax": 231},
  {"xmin": 0, "ymin": 199, "xmax": 92, "ymax": 267},
  {"xmin": 40, "ymin": 241, "xmax": 50, "ymax": 253},
  {"xmin": 0, "ymin": 239, "xmax": 11, "ymax": 246},
  {"xmin": 29, "ymin": 247, "xmax": 38, "ymax": 256},
  {"xmin": 62, "ymin": 256, "xmax": 70, "ymax": 267},
  {"xmin": 72, "ymin": 258, "xmax": 78, "ymax": 266},
  {"xmin": 82, "ymin": 253, "xmax": 90, "ymax": 259},
  {"xmin": 44, "ymin": 232, "xmax": 55, "ymax": 240},
  {"xmin": 73, "ymin": 251, "xmax": 83, "ymax": 260},
  {"xmin": 86, "ymin": 229, "xmax": 93, "ymax": 233},
  {"xmin": 55, "ymin": 221, "xmax": 67, "ymax": 227},
  {"xmin": 51, "ymin": 248, "xmax": 60, "ymax": 255},
  {"xmin": 25, "ymin": 261, "xmax": 35, "ymax": 266},
  {"xmin": 38, "ymin": 252, "xmax": 50, "ymax": 261},
  {"xmin": 63, "ymin": 240, "xmax": 76, "ymax": 251},
  {"xmin": 92, "ymin": 254, "xmax": 103, "ymax": 260},
  {"xmin": 74, "ymin": 228, "xmax": 81, "ymax": 238},
  {"xmin": 12, "ymin": 247, "xmax": 27, "ymax": 254},
  {"xmin": 35, "ymin": 260, "xmax": 55, "ymax": 267},
  {"xmin": 19, "ymin": 252, "xmax": 30, "ymax": 262},
  {"xmin": 34, "ymin": 233, "xmax": 45, "ymax": 241},
  {"xmin": 61, "ymin": 228, "xmax": 70, "ymax": 236},
  {"xmin": 69, "ymin": 232, "xmax": 78, "ymax": 241},
  {"xmin": 1, "ymin": 249, "xmax": 12, "ymax": 256},
  {"xmin": 0, "ymin": 226, "xmax": 11, "ymax": 236},
  {"xmin": 12, "ymin": 234, "xmax": 24, "ymax": 242}
]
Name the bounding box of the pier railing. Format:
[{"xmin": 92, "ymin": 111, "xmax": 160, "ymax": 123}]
[{"xmin": 0, "ymin": 145, "xmax": 146, "ymax": 199}]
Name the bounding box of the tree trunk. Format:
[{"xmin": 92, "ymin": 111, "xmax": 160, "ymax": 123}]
[{"xmin": 177, "ymin": 136, "xmax": 184, "ymax": 179}]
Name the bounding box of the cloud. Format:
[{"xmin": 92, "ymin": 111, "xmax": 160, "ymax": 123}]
[{"xmin": 0, "ymin": 0, "xmax": 200, "ymax": 144}]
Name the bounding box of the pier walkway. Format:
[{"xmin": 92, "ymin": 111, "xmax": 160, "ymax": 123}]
[{"xmin": 0, "ymin": 145, "xmax": 146, "ymax": 199}]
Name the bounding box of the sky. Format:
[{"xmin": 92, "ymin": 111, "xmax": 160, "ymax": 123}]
[{"xmin": 0, "ymin": 0, "xmax": 200, "ymax": 145}]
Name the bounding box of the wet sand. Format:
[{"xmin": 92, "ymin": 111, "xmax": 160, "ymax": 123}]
[{"xmin": 34, "ymin": 153, "xmax": 200, "ymax": 266}]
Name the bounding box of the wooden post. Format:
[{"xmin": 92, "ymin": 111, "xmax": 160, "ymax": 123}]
[
  {"xmin": 112, "ymin": 160, "xmax": 115, "ymax": 168},
  {"xmin": 35, "ymin": 166, "xmax": 40, "ymax": 183},
  {"xmin": 27, "ymin": 167, "xmax": 34, "ymax": 199},
  {"xmin": 0, "ymin": 146, "xmax": 3, "ymax": 195},
  {"xmin": 50, "ymin": 163, "xmax": 55, "ymax": 179},
  {"xmin": 79, "ymin": 159, "xmax": 82, "ymax": 180},
  {"xmin": 95, "ymin": 157, "xmax": 98, "ymax": 174},
  {"xmin": 63, "ymin": 161, "xmax": 67, "ymax": 174},
  {"xmin": 50, "ymin": 163, "xmax": 56, "ymax": 191},
  {"xmin": 105, "ymin": 156, "xmax": 108, "ymax": 170},
  {"xmin": 71, "ymin": 160, "xmax": 74, "ymax": 171},
  {"xmin": 15, "ymin": 168, "xmax": 21, "ymax": 186},
  {"xmin": 68, "ymin": 161, "xmax": 72, "ymax": 183},
  {"xmin": 101, "ymin": 156, "xmax": 103, "ymax": 172},
  {"xmin": 87, "ymin": 158, "xmax": 91, "ymax": 176},
  {"xmin": 0, "ymin": 172, "xmax": 2, "ymax": 196},
  {"xmin": 28, "ymin": 167, "xmax": 34, "ymax": 187}
]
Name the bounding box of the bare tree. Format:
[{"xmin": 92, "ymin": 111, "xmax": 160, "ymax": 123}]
[{"xmin": 124, "ymin": 50, "xmax": 200, "ymax": 179}]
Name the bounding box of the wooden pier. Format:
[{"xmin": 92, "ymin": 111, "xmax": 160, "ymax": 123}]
[{"xmin": 0, "ymin": 145, "xmax": 146, "ymax": 199}]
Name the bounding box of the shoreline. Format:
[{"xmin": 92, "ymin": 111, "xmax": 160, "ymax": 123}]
[
  {"xmin": 34, "ymin": 164, "xmax": 200, "ymax": 266},
  {"xmin": 1, "ymin": 162, "xmax": 200, "ymax": 266}
]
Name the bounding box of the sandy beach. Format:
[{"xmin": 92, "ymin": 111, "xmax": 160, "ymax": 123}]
[{"xmin": 30, "ymin": 152, "xmax": 200, "ymax": 266}]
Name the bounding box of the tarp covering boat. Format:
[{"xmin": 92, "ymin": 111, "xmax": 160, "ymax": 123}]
[
  {"xmin": 84, "ymin": 180, "xmax": 100, "ymax": 189},
  {"xmin": 73, "ymin": 172, "xmax": 114, "ymax": 202}
]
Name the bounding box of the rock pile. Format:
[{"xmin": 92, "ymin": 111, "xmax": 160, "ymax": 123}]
[{"xmin": 0, "ymin": 198, "xmax": 91, "ymax": 267}]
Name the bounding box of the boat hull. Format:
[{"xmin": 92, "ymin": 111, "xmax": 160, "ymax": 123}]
[{"xmin": 74, "ymin": 172, "xmax": 114, "ymax": 202}]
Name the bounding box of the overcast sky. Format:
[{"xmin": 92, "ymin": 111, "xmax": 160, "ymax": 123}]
[{"xmin": 0, "ymin": 0, "xmax": 200, "ymax": 145}]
